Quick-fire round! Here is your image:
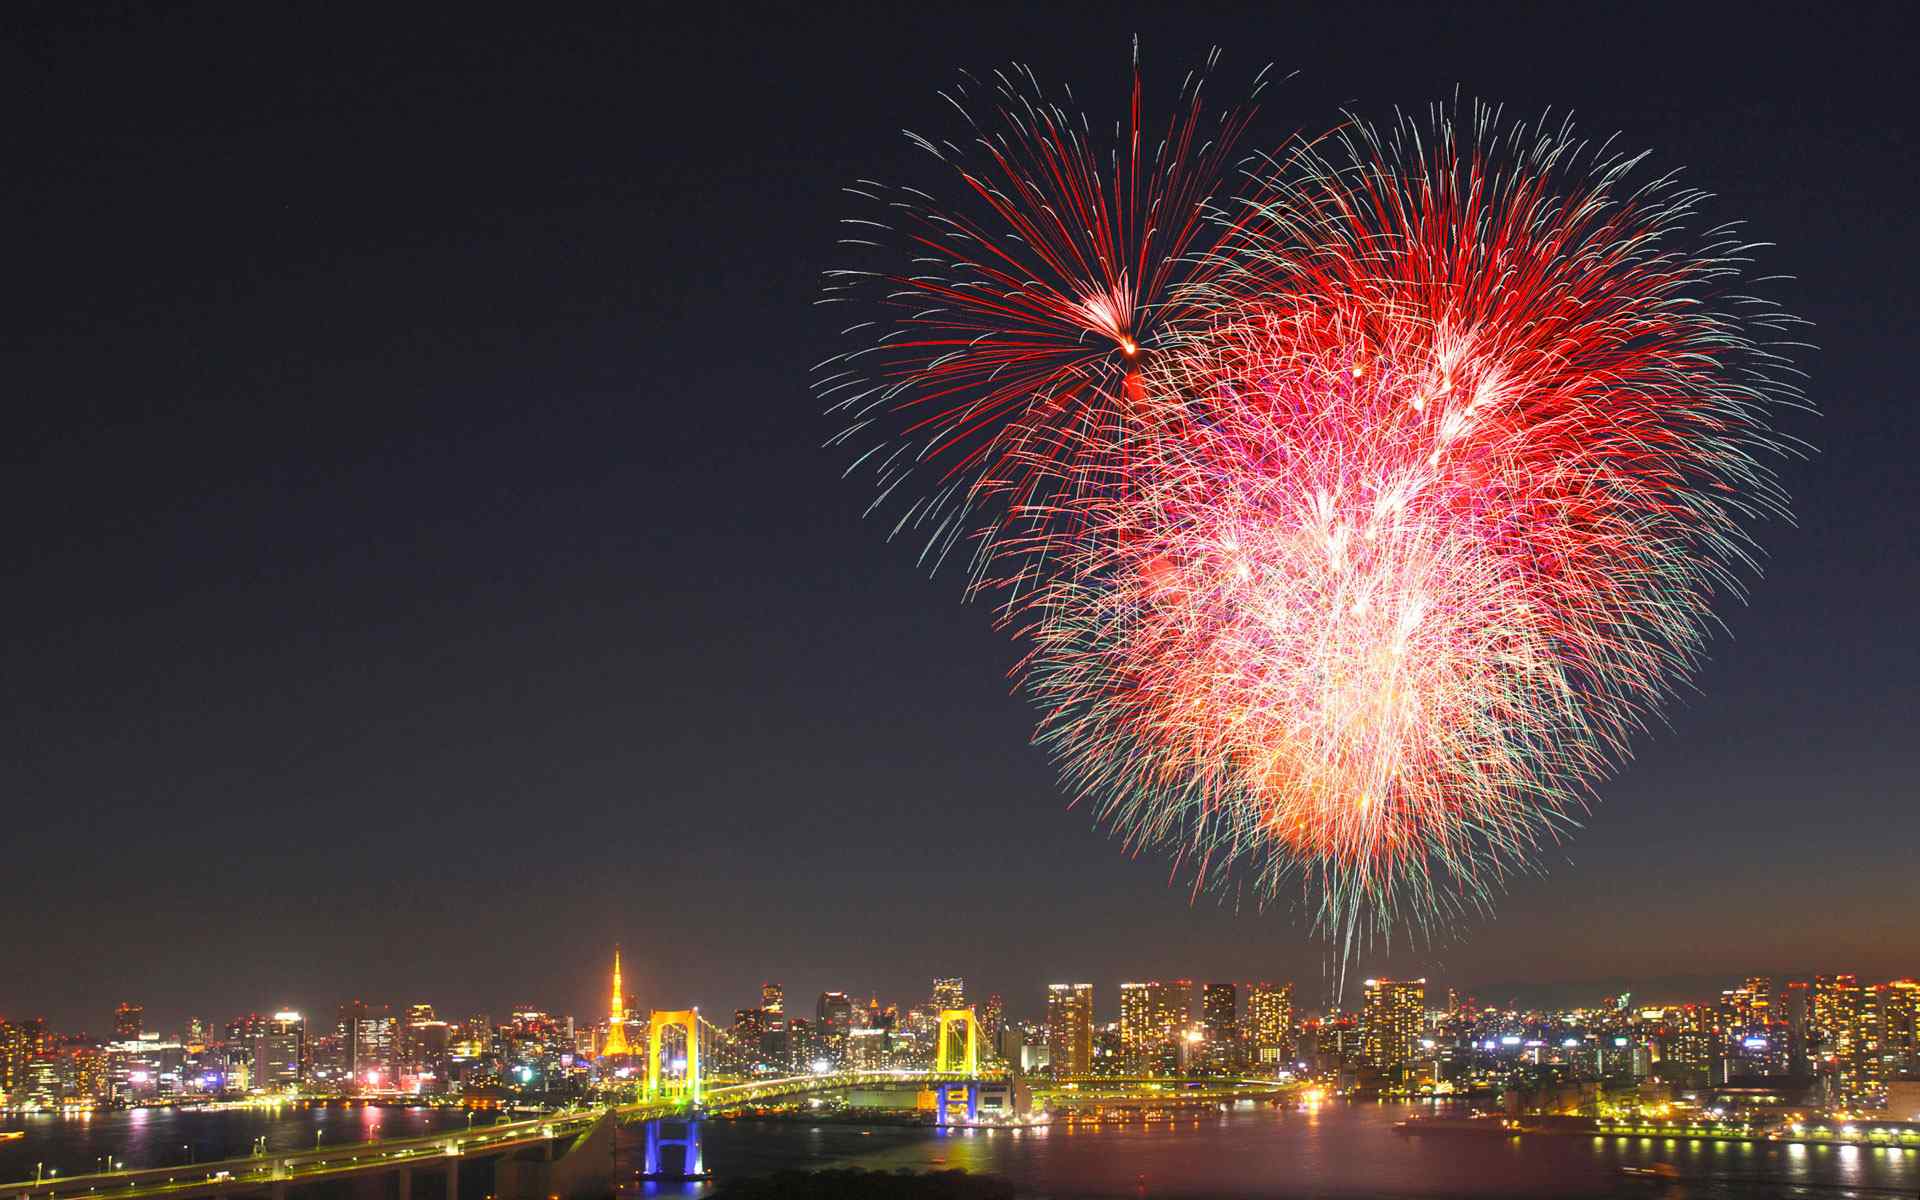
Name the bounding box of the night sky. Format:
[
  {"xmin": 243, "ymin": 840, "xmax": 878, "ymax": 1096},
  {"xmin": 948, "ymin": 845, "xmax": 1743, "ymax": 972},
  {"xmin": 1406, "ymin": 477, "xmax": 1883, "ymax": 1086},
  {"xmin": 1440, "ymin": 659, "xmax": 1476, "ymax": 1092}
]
[{"xmin": 5, "ymin": 3, "xmax": 1916, "ymax": 1035}]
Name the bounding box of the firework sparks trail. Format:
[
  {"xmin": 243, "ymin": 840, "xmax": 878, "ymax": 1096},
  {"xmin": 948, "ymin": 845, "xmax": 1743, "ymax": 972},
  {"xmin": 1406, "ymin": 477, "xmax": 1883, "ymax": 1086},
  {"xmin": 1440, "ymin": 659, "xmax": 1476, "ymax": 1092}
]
[
  {"xmin": 823, "ymin": 68, "xmax": 1807, "ymax": 959},
  {"xmin": 814, "ymin": 46, "xmax": 1270, "ymax": 602}
]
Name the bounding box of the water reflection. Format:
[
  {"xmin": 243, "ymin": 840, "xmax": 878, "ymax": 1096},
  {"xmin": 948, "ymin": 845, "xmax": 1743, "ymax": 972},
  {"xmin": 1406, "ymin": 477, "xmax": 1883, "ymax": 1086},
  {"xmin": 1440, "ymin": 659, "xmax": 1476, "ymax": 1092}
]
[{"xmin": 11, "ymin": 1102, "xmax": 1920, "ymax": 1199}]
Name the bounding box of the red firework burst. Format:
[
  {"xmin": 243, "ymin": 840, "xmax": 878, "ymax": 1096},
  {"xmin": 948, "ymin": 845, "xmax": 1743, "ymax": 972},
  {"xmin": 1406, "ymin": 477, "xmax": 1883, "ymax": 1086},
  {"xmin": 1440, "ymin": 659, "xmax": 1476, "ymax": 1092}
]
[
  {"xmin": 816, "ymin": 48, "xmax": 1269, "ymax": 597},
  {"xmin": 1021, "ymin": 104, "xmax": 1804, "ymax": 947}
]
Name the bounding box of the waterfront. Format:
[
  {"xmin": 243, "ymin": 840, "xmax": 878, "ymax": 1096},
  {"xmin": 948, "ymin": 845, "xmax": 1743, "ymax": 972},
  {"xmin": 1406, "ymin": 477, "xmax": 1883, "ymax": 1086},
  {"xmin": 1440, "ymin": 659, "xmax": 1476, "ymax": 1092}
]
[
  {"xmin": 11, "ymin": 1101, "xmax": 1916, "ymax": 1198},
  {"xmin": 681, "ymin": 1102, "xmax": 1920, "ymax": 1197},
  {"xmin": 0, "ymin": 1106, "xmax": 479, "ymax": 1183}
]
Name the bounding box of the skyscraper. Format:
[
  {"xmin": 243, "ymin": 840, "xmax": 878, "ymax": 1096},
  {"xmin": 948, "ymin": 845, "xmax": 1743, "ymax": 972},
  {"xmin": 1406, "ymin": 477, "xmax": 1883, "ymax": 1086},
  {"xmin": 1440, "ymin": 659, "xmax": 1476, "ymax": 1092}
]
[
  {"xmin": 337, "ymin": 1001, "xmax": 397, "ymax": 1092},
  {"xmin": 1811, "ymin": 974, "xmax": 1869, "ymax": 1100},
  {"xmin": 1201, "ymin": 983, "xmax": 1239, "ymax": 1070},
  {"xmin": 817, "ymin": 992, "xmax": 853, "ymax": 1065},
  {"xmin": 1046, "ymin": 984, "xmax": 1093, "ymax": 1077},
  {"xmin": 1118, "ymin": 981, "xmax": 1189, "ymax": 1073},
  {"xmin": 1362, "ymin": 978, "xmax": 1425, "ymax": 1071},
  {"xmin": 114, "ymin": 1003, "xmax": 143, "ymax": 1041},
  {"xmin": 981, "ymin": 994, "xmax": 1004, "ymax": 1049},
  {"xmin": 1879, "ymin": 979, "xmax": 1919, "ymax": 1075},
  {"xmin": 932, "ymin": 977, "xmax": 965, "ymax": 1012},
  {"xmin": 761, "ymin": 983, "xmax": 784, "ymax": 1015},
  {"xmin": 254, "ymin": 1012, "xmax": 305, "ymax": 1090},
  {"xmin": 1782, "ymin": 980, "xmax": 1812, "ymax": 1074},
  {"xmin": 733, "ymin": 1008, "xmax": 767, "ymax": 1044},
  {"xmin": 1246, "ymin": 982, "xmax": 1294, "ymax": 1068}
]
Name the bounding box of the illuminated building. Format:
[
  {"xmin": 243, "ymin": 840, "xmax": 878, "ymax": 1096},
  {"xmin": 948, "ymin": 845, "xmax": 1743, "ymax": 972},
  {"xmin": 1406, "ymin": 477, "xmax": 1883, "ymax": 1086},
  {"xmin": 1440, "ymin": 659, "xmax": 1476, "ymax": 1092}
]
[
  {"xmin": 733, "ymin": 1007, "xmax": 766, "ymax": 1047},
  {"xmin": 601, "ymin": 946, "xmax": 633, "ymax": 1058},
  {"xmin": 1719, "ymin": 977, "xmax": 1784, "ymax": 1076},
  {"xmin": 21, "ymin": 1056, "xmax": 63, "ymax": 1106},
  {"xmin": 1201, "ymin": 982, "xmax": 1240, "ymax": 1070},
  {"xmin": 846, "ymin": 1025, "xmax": 890, "ymax": 1069},
  {"xmin": 1877, "ymin": 979, "xmax": 1919, "ymax": 1074},
  {"xmin": 0, "ymin": 1019, "xmax": 49, "ymax": 1097},
  {"xmin": 785, "ymin": 1016, "xmax": 814, "ymax": 1069},
  {"xmin": 761, "ymin": 983, "xmax": 784, "ymax": 1015},
  {"xmin": 254, "ymin": 1011, "xmax": 305, "ymax": 1090},
  {"xmin": 1091, "ymin": 1023, "xmax": 1127, "ymax": 1077},
  {"xmin": 1362, "ymin": 978, "xmax": 1425, "ymax": 1071},
  {"xmin": 817, "ymin": 991, "xmax": 853, "ymax": 1028},
  {"xmin": 932, "ymin": 977, "xmax": 965, "ymax": 1012},
  {"xmin": 817, "ymin": 992, "xmax": 853, "ymax": 1065},
  {"xmin": 113, "ymin": 1003, "xmax": 143, "ymax": 1041},
  {"xmin": 1719, "ymin": 976, "xmax": 1771, "ymax": 1032},
  {"xmin": 1811, "ymin": 974, "xmax": 1870, "ymax": 1100},
  {"xmin": 71, "ymin": 1045, "xmax": 108, "ymax": 1099},
  {"xmin": 337, "ymin": 1001, "xmax": 397, "ymax": 1092},
  {"xmin": 1046, "ymin": 984, "xmax": 1093, "ymax": 1077},
  {"xmin": 1118, "ymin": 980, "xmax": 1190, "ymax": 1073},
  {"xmin": 1247, "ymin": 982, "xmax": 1294, "ymax": 1067},
  {"xmin": 981, "ymin": 993, "xmax": 1004, "ymax": 1049},
  {"xmin": 1782, "ymin": 980, "xmax": 1812, "ymax": 1073}
]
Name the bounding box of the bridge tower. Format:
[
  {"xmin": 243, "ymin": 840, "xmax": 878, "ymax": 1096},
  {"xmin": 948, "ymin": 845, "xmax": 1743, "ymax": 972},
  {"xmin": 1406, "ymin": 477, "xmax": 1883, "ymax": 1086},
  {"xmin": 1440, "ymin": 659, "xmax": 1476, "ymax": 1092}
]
[
  {"xmin": 641, "ymin": 1117, "xmax": 707, "ymax": 1180},
  {"xmin": 645, "ymin": 1009, "xmax": 701, "ymax": 1103},
  {"xmin": 934, "ymin": 1007, "xmax": 980, "ymax": 1075}
]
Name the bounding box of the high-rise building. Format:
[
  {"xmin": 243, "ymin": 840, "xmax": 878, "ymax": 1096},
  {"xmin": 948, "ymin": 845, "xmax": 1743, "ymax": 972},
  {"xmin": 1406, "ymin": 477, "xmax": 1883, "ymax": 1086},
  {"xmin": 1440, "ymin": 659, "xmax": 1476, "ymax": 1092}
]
[
  {"xmin": 1246, "ymin": 982, "xmax": 1294, "ymax": 1068},
  {"xmin": 1362, "ymin": 978, "xmax": 1425, "ymax": 1071},
  {"xmin": 932, "ymin": 978, "xmax": 965, "ymax": 1012},
  {"xmin": 1046, "ymin": 984, "xmax": 1094, "ymax": 1077},
  {"xmin": 785, "ymin": 1016, "xmax": 815, "ymax": 1070},
  {"xmin": 1201, "ymin": 983, "xmax": 1240, "ymax": 1070},
  {"xmin": 1811, "ymin": 974, "xmax": 1871, "ymax": 1100},
  {"xmin": 253, "ymin": 1012, "xmax": 305, "ymax": 1090},
  {"xmin": 846, "ymin": 1026, "xmax": 890, "ymax": 1069},
  {"xmin": 981, "ymin": 994, "xmax": 1005, "ymax": 1049},
  {"xmin": 817, "ymin": 992, "xmax": 853, "ymax": 1065},
  {"xmin": 1878, "ymin": 979, "xmax": 1919, "ymax": 1075},
  {"xmin": 1782, "ymin": 980, "xmax": 1813, "ymax": 1074},
  {"xmin": 601, "ymin": 946, "xmax": 633, "ymax": 1058},
  {"xmin": 114, "ymin": 1003, "xmax": 144, "ymax": 1041},
  {"xmin": 1, "ymin": 1019, "xmax": 50, "ymax": 1096},
  {"xmin": 71, "ymin": 1046, "xmax": 109, "ymax": 1100},
  {"xmin": 817, "ymin": 991, "xmax": 853, "ymax": 1030},
  {"xmin": 733, "ymin": 1008, "xmax": 767, "ymax": 1045},
  {"xmin": 1118, "ymin": 981, "xmax": 1189, "ymax": 1073},
  {"xmin": 1091, "ymin": 1023, "xmax": 1127, "ymax": 1077},
  {"xmin": 337, "ymin": 1001, "xmax": 398, "ymax": 1092},
  {"xmin": 762, "ymin": 983, "xmax": 784, "ymax": 1016},
  {"xmin": 1719, "ymin": 976, "xmax": 1784, "ymax": 1075}
]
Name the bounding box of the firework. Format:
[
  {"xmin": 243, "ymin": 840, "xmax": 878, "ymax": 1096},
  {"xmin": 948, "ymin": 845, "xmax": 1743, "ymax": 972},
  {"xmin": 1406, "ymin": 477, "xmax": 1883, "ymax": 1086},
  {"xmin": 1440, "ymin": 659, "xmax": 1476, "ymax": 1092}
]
[
  {"xmin": 823, "ymin": 69, "xmax": 1805, "ymax": 952},
  {"xmin": 1022, "ymin": 104, "xmax": 1804, "ymax": 951},
  {"xmin": 814, "ymin": 48, "xmax": 1268, "ymax": 600}
]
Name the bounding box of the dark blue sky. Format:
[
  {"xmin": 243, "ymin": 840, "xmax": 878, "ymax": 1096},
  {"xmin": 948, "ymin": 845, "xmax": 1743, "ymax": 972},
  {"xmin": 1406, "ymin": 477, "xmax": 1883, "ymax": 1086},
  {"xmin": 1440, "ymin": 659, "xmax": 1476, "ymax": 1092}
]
[{"xmin": 3, "ymin": 2, "xmax": 1915, "ymax": 1034}]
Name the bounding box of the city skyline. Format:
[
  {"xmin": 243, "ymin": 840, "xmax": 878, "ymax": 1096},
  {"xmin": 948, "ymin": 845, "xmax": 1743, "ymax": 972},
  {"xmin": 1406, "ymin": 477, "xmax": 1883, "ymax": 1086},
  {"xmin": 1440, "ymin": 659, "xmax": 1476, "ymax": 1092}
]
[
  {"xmin": 4, "ymin": 4, "xmax": 1916, "ymax": 1053},
  {"xmin": 9, "ymin": 950, "xmax": 1915, "ymax": 1112},
  {"xmin": 13, "ymin": 957, "xmax": 1920, "ymax": 1047}
]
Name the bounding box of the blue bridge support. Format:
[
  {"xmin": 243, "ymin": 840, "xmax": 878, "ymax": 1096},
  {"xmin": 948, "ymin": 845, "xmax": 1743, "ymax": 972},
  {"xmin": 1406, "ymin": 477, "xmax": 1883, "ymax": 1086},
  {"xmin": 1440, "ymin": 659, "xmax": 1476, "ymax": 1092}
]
[
  {"xmin": 934, "ymin": 1083, "xmax": 978, "ymax": 1127},
  {"xmin": 641, "ymin": 1118, "xmax": 706, "ymax": 1180}
]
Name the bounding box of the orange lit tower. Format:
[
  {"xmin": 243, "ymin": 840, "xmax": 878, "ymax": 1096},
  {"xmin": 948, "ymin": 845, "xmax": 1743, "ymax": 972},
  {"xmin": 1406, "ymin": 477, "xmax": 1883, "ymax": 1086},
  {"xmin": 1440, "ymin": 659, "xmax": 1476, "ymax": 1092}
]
[{"xmin": 601, "ymin": 946, "xmax": 632, "ymax": 1058}]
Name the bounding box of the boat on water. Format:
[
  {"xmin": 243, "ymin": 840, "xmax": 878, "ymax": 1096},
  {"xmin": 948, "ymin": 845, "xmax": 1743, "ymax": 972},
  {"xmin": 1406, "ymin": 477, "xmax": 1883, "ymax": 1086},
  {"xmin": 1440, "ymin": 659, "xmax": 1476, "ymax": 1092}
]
[{"xmin": 1621, "ymin": 1164, "xmax": 1682, "ymax": 1180}]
